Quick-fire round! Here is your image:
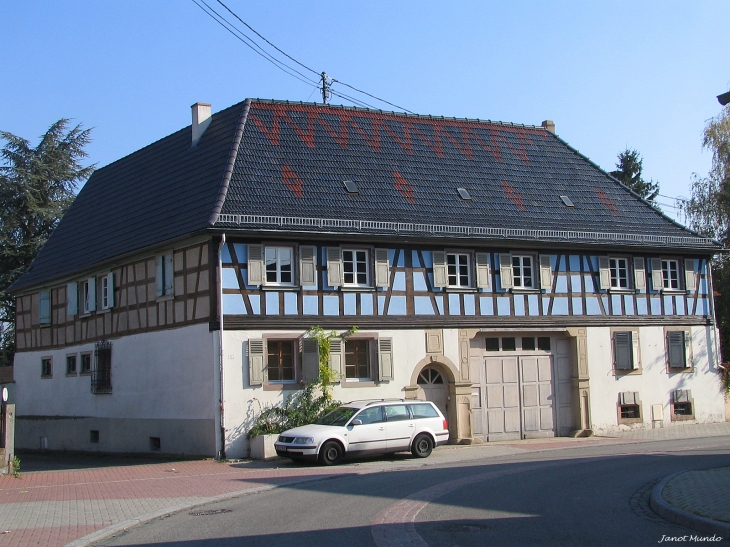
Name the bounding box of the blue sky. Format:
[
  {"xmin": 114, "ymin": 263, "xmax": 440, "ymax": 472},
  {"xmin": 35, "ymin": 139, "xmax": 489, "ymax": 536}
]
[{"xmin": 3, "ymin": 1, "xmax": 729, "ymax": 221}]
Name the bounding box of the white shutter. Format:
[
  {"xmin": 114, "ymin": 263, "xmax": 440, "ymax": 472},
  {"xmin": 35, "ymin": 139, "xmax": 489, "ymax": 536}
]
[
  {"xmin": 475, "ymin": 252, "xmax": 491, "ymax": 289},
  {"xmin": 156, "ymin": 256, "xmax": 164, "ymax": 297},
  {"xmin": 539, "ymin": 255, "xmax": 553, "ymax": 289},
  {"xmin": 67, "ymin": 282, "xmax": 78, "ymax": 316},
  {"xmin": 247, "ymin": 244, "xmax": 264, "ymax": 286},
  {"xmin": 329, "ymin": 338, "xmax": 342, "ymax": 378},
  {"xmin": 299, "ymin": 245, "xmax": 316, "ymax": 286},
  {"xmin": 87, "ymin": 277, "xmax": 96, "ymax": 312},
  {"xmin": 301, "ymin": 338, "xmax": 320, "ymax": 382},
  {"xmin": 326, "ymin": 247, "xmax": 343, "ymax": 287},
  {"xmin": 374, "ymin": 248, "xmax": 390, "ymax": 288},
  {"xmin": 633, "ymin": 257, "xmax": 646, "ymax": 290},
  {"xmin": 432, "ymin": 251, "xmax": 447, "ymax": 288},
  {"xmin": 499, "ymin": 254, "xmax": 513, "ymax": 289},
  {"xmin": 598, "ymin": 256, "xmax": 611, "ymax": 290},
  {"xmin": 684, "ymin": 259, "xmax": 697, "ymax": 292},
  {"xmin": 378, "ymin": 338, "xmax": 393, "ymax": 381},
  {"xmin": 651, "ymin": 258, "xmax": 663, "ymax": 291},
  {"xmin": 106, "ymin": 272, "xmax": 115, "ymax": 308},
  {"xmin": 164, "ymin": 253, "xmax": 174, "ymax": 295},
  {"xmin": 248, "ymin": 339, "xmax": 264, "ymax": 386}
]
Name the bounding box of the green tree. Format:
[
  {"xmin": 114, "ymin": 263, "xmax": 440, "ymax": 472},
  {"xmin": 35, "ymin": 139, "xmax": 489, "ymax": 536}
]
[
  {"xmin": 0, "ymin": 120, "xmax": 94, "ymax": 366},
  {"xmin": 610, "ymin": 148, "xmax": 660, "ymax": 203},
  {"xmin": 678, "ymin": 104, "xmax": 730, "ymax": 396}
]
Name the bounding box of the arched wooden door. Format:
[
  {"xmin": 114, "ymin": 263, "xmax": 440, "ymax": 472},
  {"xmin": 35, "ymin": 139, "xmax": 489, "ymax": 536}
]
[{"xmin": 417, "ymin": 366, "xmax": 448, "ymax": 416}]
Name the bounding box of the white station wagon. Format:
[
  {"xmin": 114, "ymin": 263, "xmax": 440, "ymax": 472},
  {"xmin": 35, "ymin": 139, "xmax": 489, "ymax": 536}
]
[{"xmin": 274, "ymin": 399, "xmax": 449, "ymax": 465}]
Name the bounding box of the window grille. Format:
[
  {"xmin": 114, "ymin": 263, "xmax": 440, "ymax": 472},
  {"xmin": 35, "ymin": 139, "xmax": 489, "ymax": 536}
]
[{"xmin": 92, "ymin": 340, "xmax": 112, "ymax": 394}]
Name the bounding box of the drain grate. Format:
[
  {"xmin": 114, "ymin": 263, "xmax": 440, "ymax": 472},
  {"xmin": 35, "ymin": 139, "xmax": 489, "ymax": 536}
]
[{"xmin": 188, "ymin": 508, "xmax": 232, "ymax": 516}]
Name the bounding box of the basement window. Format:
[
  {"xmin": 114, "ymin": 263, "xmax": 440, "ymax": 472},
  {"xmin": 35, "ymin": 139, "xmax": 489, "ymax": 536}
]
[
  {"xmin": 343, "ymin": 180, "xmax": 359, "ymax": 193},
  {"xmin": 457, "ymin": 187, "xmax": 472, "ymax": 200}
]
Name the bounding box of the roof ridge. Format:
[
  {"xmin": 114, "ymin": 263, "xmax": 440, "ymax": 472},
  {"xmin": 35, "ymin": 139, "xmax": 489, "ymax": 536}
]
[
  {"xmin": 208, "ymin": 99, "xmax": 252, "ymax": 227},
  {"xmin": 247, "ymin": 98, "xmax": 546, "ymax": 130}
]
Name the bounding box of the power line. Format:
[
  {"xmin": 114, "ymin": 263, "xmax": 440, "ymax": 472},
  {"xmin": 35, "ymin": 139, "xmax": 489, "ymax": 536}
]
[
  {"xmin": 192, "ymin": 0, "xmax": 412, "ymax": 113},
  {"xmin": 191, "ymin": 0, "xmax": 319, "ymax": 90}
]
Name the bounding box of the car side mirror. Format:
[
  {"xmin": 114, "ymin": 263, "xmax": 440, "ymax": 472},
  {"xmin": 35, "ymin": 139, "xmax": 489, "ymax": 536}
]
[{"xmin": 351, "ymin": 419, "xmax": 363, "ymax": 426}]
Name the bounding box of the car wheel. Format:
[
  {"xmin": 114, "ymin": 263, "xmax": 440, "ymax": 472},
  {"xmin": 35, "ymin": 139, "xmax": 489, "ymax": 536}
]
[
  {"xmin": 411, "ymin": 434, "xmax": 434, "ymax": 458},
  {"xmin": 319, "ymin": 440, "xmax": 344, "ymax": 466}
]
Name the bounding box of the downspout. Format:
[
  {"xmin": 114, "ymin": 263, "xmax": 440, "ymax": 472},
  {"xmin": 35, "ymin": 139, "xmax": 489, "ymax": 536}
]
[{"xmin": 217, "ymin": 233, "xmax": 226, "ymax": 459}]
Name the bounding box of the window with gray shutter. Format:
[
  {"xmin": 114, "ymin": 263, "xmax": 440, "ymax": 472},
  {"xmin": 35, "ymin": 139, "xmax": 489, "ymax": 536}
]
[
  {"xmin": 85, "ymin": 277, "xmax": 97, "ymax": 313},
  {"xmin": 39, "ymin": 290, "xmax": 51, "ymax": 325},
  {"xmin": 667, "ymin": 331, "xmax": 687, "ymax": 368},
  {"xmin": 539, "ymin": 255, "xmax": 552, "ymax": 289},
  {"xmin": 374, "ymin": 248, "xmax": 390, "ymax": 288},
  {"xmin": 378, "ymin": 338, "xmax": 393, "ymax": 381},
  {"xmin": 102, "ymin": 272, "xmax": 115, "ymax": 309},
  {"xmin": 329, "ymin": 338, "xmax": 343, "ymax": 378},
  {"xmin": 633, "ymin": 257, "xmax": 646, "ymax": 290},
  {"xmin": 156, "ymin": 253, "xmax": 174, "ymax": 296},
  {"xmin": 247, "ymin": 244, "xmax": 263, "ymax": 286},
  {"xmin": 475, "ymin": 252, "xmax": 491, "ymax": 289},
  {"xmin": 432, "ymin": 251, "xmax": 447, "ymax": 288},
  {"xmin": 326, "ymin": 247, "xmax": 344, "ymax": 287},
  {"xmin": 164, "ymin": 254, "xmax": 173, "ymax": 295},
  {"xmin": 614, "ymin": 331, "xmax": 633, "ymax": 370},
  {"xmin": 301, "ymin": 338, "xmax": 320, "ymax": 382},
  {"xmin": 684, "ymin": 259, "xmax": 697, "ymax": 292},
  {"xmin": 67, "ymin": 282, "xmax": 78, "ymax": 317},
  {"xmin": 248, "ymin": 339, "xmax": 264, "ymax": 386},
  {"xmin": 498, "ymin": 253, "xmax": 513, "ymax": 289},
  {"xmin": 598, "ymin": 257, "xmax": 611, "ymax": 290},
  {"xmin": 650, "ymin": 258, "xmax": 663, "ymax": 291},
  {"xmin": 299, "ymin": 245, "xmax": 316, "ymax": 286}
]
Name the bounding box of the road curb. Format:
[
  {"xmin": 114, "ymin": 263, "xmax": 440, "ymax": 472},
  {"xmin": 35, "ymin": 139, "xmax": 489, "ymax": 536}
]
[
  {"xmin": 63, "ymin": 474, "xmax": 346, "ymax": 547},
  {"xmin": 650, "ymin": 471, "xmax": 730, "ymax": 540}
]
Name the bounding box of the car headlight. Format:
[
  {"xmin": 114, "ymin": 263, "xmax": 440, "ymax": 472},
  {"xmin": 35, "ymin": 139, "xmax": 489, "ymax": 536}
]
[{"xmin": 293, "ymin": 437, "xmax": 314, "ymax": 444}]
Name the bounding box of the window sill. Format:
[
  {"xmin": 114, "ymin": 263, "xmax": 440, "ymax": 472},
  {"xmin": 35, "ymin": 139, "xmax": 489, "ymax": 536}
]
[
  {"xmin": 39, "ymin": 323, "xmax": 51, "ymax": 328},
  {"xmin": 667, "ymin": 366, "xmax": 694, "ymax": 374},
  {"xmin": 670, "ymin": 412, "xmax": 695, "ymax": 421},
  {"xmin": 444, "ymin": 287, "xmax": 477, "ymax": 293},
  {"xmin": 97, "ymin": 308, "xmax": 111, "ymax": 314},
  {"xmin": 614, "ymin": 368, "xmax": 642, "ymax": 376},
  {"xmin": 263, "ymin": 382, "xmax": 304, "ymax": 391},
  {"xmin": 156, "ymin": 294, "xmax": 174, "ymax": 303},
  {"xmin": 65, "ymin": 373, "xmax": 78, "ymax": 377},
  {"xmin": 79, "ymin": 313, "xmax": 93, "ymax": 318},
  {"xmin": 510, "ymin": 288, "xmax": 541, "ymax": 294},
  {"xmin": 80, "ymin": 371, "xmax": 92, "ymax": 376},
  {"xmin": 261, "ymin": 285, "xmax": 299, "ymax": 291},
  {"xmin": 617, "ymin": 416, "xmax": 643, "ymax": 425},
  {"xmin": 659, "ymin": 289, "xmax": 685, "ymax": 295},
  {"xmin": 340, "ymin": 286, "xmax": 375, "ymax": 292},
  {"xmin": 341, "ymin": 380, "xmax": 376, "ymax": 388},
  {"xmin": 41, "ymin": 375, "xmax": 52, "ymax": 379},
  {"xmin": 607, "ymin": 289, "xmax": 634, "ymax": 294}
]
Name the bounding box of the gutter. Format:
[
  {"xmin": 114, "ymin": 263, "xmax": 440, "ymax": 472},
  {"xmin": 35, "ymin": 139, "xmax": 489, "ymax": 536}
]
[{"xmin": 216, "ymin": 233, "xmax": 226, "ymax": 460}]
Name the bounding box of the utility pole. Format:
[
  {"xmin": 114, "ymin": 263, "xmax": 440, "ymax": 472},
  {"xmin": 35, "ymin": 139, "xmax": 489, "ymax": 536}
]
[{"xmin": 321, "ymin": 72, "xmax": 330, "ymax": 104}]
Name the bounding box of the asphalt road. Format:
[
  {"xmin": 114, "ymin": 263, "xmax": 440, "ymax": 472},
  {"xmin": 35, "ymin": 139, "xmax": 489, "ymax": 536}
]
[{"xmin": 96, "ymin": 436, "xmax": 730, "ymax": 547}]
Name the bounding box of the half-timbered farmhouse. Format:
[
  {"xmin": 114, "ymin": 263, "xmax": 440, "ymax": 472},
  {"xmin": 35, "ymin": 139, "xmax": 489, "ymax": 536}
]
[{"xmin": 8, "ymin": 99, "xmax": 726, "ymax": 458}]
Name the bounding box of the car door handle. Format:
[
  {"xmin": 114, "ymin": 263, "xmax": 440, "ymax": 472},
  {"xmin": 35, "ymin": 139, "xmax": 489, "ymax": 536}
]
[
  {"xmin": 378, "ymin": 427, "xmax": 385, "ymax": 430},
  {"xmin": 409, "ymin": 424, "xmax": 415, "ymax": 427}
]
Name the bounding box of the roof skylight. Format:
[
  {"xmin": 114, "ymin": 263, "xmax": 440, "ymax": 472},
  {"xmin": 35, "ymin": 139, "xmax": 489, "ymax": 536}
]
[
  {"xmin": 560, "ymin": 195, "xmax": 574, "ymax": 207},
  {"xmin": 457, "ymin": 187, "xmax": 472, "ymax": 200},
  {"xmin": 343, "ymin": 180, "xmax": 359, "ymax": 193}
]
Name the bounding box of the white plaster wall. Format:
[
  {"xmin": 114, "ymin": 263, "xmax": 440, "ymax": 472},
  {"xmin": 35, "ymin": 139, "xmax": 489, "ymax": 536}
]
[
  {"xmin": 222, "ymin": 328, "xmax": 457, "ymax": 459},
  {"xmin": 14, "ymin": 323, "xmax": 216, "ymax": 420},
  {"xmin": 587, "ymin": 325, "xmax": 725, "ymax": 434}
]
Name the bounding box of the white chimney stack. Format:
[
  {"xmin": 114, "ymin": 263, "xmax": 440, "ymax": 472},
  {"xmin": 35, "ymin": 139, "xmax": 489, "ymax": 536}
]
[
  {"xmin": 191, "ymin": 102, "xmax": 212, "ymax": 145},
  {"xmin": 541, "ymin": 120, "xmax": 555, "ymax": 134}
]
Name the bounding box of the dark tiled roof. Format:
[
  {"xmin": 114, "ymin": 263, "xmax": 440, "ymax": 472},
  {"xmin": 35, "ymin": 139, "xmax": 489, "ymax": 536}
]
[
  {"xmin": 10, "ymin": 98, "xmax": 716, "ymax": 292},
  {"xmin": 10, "ymin": 101, "xmax": 247, "ymax": 292},
  {"xmin": 219, "ymin": 101, "xmax": 712, "ymax": 248}
]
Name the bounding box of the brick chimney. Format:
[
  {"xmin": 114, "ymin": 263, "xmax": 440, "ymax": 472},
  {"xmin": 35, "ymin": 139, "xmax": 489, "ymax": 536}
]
[
  {"xmin": 541, "ymin": 120, "xmax": 555, "ymax": 134},
  {"xmin": 191, "ymin": 102, "xmax": 212, "ymax": 146}
]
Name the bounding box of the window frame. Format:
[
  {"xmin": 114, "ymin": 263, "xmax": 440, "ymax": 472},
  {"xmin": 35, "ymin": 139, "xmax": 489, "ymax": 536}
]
[
  {"xmin": 617, "ymin": 392, "xmax": 642, "ymax": 424},
  {"xmin": 670, "ymin": 395, "xmax": 695, "ymax": 421},
  {"xmin": 344, "ymin": 338, "xmax": 373, "ymax": 382},
  {"xmin": 341, "ymin": 248, "xmax": 371, "ymax": 288},
  {"xmin": 66, "ymin": 353, "xmax": 78, "ymax": 376},
  {"xmin": 265, "ymin": 338, "xmax": 298, "ymax": 385},
  {"xmin": 609, "ymin": 257, "xmax": 631, "ymax": 290},
  {"xmin": 81, "ymin": 277, "xmax": 97, "ymax": 315},
  {"xmin": 661, "ymin": 258, "xmax": 681, "ymax": 291},
  {"xmin": 80, "ymin": 352, "xmax": 93, "ymax": 376},
  {"xmin": 39, "ymin": 290, "xmax": 51, "ymax": 326},
  {"xmin": 511, "ymin": 254, "xmax": 535, "ymax": 290},
  {"xmin": 446, "ymin": 252, "xmax": 472, "ymax": 289},
  {"xmin": 611, "ymin": 329, "xmax": 641, "ymax": 375},
  {"xmin": 41, "ymin": 356, "xmax": 53, "ymax": 378},
  {"xmin": 665, "ymin": 327, "xmax": 693, "ymax": 373},
  {"xmin": 264, "ymin": 246, "xmax": 296, "ymax": 287}
]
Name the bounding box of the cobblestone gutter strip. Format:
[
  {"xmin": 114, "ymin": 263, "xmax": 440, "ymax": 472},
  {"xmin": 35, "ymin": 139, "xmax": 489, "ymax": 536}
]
[
  {"xmin": 650, "ymin": 472, "xmax": 730, "ymax": 540},
  {"xmin": 64, "ymin": 475, "xmax": 346, "ymax": 547}
]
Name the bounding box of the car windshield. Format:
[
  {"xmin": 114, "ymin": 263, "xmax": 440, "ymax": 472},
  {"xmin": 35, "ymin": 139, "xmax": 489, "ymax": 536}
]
[{"xmin": 316, "ymin": 407, "xmax": 358, "ymax": 426}]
